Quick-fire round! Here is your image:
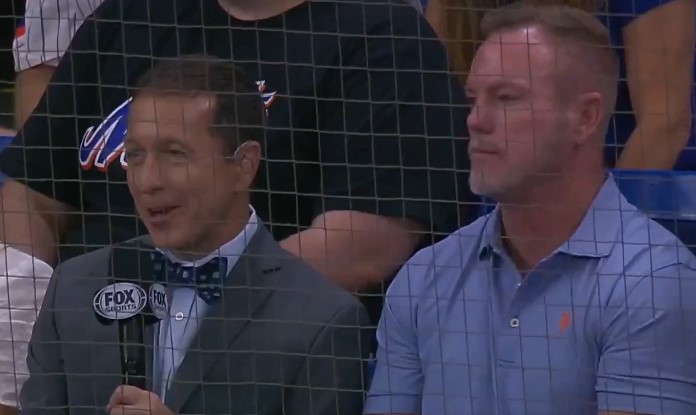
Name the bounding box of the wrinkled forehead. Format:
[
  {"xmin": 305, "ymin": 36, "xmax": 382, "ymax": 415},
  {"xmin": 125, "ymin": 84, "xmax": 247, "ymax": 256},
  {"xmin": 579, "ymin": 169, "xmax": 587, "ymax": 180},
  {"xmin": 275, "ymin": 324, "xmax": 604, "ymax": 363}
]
[
  {"xmin": 468, "ymin": 26, "xmax": 561, "ymax": 87},
  {"xmin": 129, "ymin": 92, "xmax": 215, "ymax": 125},
  {"xmin": 126, "ymin": 93, "xmax": 218, "ymax": 145}
]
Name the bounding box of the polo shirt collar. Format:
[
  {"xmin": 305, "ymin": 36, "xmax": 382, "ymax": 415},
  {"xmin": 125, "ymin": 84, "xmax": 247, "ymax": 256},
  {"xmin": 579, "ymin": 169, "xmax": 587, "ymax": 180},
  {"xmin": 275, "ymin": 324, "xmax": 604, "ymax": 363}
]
[{"xmin": 478, "ymin": 175, "xmax": 633, "ymax": 259}]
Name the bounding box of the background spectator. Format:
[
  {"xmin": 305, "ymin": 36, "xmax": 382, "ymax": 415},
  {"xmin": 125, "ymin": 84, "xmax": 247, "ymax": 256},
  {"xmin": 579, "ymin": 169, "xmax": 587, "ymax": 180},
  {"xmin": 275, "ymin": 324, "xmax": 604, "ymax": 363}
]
[
  {"xmin": 12, "ymin": 0, "xmax": 103, "ymax": 129},
  {"xmin": 10, "ymin": 0, "xmax": 425, "ymax": 130},
  {"xmin": 599, "ymin": 0, "xmax": 695, "ymax": 170}
]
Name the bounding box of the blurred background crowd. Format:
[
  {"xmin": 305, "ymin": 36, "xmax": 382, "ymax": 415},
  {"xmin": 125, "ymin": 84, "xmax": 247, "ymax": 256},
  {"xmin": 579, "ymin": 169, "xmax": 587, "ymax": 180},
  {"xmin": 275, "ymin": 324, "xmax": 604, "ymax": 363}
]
[{"xmin": 2, "ymin": 0, "xmax": 695, "ymax": 171}]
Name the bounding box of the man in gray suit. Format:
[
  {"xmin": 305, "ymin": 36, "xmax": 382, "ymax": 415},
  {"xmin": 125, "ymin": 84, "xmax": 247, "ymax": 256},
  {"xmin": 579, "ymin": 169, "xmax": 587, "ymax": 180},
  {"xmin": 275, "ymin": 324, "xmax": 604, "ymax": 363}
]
[{"xmin": 20, "ymin": 57, "xmax": 371, "ymax": 415}]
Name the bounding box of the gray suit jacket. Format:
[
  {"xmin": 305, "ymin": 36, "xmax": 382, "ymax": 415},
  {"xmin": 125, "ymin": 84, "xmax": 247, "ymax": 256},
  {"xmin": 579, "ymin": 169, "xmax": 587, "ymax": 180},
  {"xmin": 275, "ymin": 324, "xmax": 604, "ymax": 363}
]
[{"xmin": 20, "ymin": 225, "xmax": 371, "ymax": 415}]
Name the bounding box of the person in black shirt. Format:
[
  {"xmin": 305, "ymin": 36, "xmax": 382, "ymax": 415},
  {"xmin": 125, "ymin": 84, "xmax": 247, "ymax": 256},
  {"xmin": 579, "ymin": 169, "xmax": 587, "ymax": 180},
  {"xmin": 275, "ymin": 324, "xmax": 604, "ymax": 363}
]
[{"xmin": 0, "ymin": 0, "xmax": 473, "ymax": 362}]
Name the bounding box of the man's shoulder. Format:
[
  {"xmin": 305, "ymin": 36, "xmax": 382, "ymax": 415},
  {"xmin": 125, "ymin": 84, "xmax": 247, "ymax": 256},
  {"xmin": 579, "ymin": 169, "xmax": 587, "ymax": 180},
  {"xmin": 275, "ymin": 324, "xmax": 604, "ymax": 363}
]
[
  {"xmin": 255, "ymin": 234, "xmax": 365, "ymax": 320},
  {"xmin": 608, "ymin": 210, "xmax": 696, "ymax": 275},
  {"xmin": 274, "ymin": 249, "xmax": 362, "ymax": 308},
  {"xmin": 57, "ymin": 236, "xmax": 150, "ymax": 274},
  {"xmin": 388, "ymin": 215, "xmax": 489, "ymax": 296},
  {"xmin": 58, "ymin": 246, "xmax": 111, "ymax": 272},
  {"xmin": 412, "ymin": 214, "xmax": 489, "ymax": 267},
  {"xmin": 595, "ymin": 210, "xmax": 696, "ymax": 310}
]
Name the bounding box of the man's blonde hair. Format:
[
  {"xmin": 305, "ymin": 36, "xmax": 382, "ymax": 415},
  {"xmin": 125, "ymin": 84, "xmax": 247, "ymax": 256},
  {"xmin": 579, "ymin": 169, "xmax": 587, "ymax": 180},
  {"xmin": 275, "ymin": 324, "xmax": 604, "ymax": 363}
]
[{"xmin": 481, "ymin": 4, "xmax": 619, "ymax": 119}]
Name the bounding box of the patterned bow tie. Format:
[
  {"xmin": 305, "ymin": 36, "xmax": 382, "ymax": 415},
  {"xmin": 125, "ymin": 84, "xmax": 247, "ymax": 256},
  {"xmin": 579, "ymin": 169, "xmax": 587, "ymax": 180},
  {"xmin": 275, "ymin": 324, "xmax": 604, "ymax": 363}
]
[{"xmin": 150, "ymin": 252, "xmax": 229, "ymax": 305}]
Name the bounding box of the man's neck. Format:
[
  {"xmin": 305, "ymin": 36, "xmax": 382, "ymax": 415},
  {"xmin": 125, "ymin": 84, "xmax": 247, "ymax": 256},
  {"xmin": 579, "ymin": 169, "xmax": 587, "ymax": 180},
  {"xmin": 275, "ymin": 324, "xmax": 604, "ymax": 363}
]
[
  {"xmin": 174, "ymin": 203, "xmax": 252, "ymax": 261},
  {"xmin": 499, "ymin": 172, "xmax": 606, "ymax": 272},
  {"xmin": 218, "ymin": 0, "xmax": 306, "ymax": 21}
]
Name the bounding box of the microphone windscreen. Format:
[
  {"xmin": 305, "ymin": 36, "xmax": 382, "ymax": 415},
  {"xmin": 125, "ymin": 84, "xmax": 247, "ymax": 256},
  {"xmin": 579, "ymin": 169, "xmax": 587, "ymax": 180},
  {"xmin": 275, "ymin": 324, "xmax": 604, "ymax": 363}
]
[
  {"xmin": 93, "ymin": 282, "xmax": 147, "ymax": 323},
  {"xmin": 146, "ymin": 283, "xmax": 169, "ymax": 324}
]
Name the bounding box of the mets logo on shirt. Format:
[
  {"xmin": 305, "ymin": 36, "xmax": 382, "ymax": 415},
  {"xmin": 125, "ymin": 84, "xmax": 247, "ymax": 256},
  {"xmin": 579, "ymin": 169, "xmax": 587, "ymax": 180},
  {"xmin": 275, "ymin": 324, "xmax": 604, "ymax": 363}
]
[
  {"xmin": 79, "ymin": 81, "xmax": 277, "ymax": 172},
  {"xmin": 256, "ymin": 80, "xmax": 276, "ymax": 116}
]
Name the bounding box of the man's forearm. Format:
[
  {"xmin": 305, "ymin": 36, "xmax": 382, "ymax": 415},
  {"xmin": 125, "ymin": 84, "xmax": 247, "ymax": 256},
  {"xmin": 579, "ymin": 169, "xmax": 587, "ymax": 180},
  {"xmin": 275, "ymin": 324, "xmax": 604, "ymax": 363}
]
[
  {"xmin": 0, "ymin": 181, "xmax": 68, "ymax": 266},
  {"xmin": 616, "ymin": 122, "xmax": 690, "ymax": 170},
  {"xmin": 0, "ymin": 403, "xmax": 17, "ymax": 415},
  {"xmin": 14, "ymin": 66, "xmax": 55, "ymax": 129},
  {"xmin": 280, "ymin": 211, "xmax": 422, "ymax": 292}
]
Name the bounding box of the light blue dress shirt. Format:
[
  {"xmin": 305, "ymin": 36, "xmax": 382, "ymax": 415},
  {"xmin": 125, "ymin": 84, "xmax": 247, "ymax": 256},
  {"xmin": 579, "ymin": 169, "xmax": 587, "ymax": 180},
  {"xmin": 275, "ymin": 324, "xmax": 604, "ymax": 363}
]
[
  {"xmin": 365, "ymin": 177, "xmax": 696, "ymax": 415},
  {"xmin": 152, "ymin": 206, "xmax": 259, "ymax": 399}
]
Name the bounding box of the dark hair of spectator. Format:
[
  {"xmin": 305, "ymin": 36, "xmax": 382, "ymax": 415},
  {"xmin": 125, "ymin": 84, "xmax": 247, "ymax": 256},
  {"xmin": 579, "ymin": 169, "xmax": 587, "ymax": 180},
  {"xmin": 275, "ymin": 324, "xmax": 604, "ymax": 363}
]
[{"xmin": 133, "ymin": 55, "xmax": 265, "ymax": 155}]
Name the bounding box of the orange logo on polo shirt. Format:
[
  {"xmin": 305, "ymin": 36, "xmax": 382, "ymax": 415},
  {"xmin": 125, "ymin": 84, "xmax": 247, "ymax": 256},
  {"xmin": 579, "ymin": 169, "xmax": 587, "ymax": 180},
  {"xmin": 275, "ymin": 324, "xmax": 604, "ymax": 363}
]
[{"xmin": 559, "ymin": 312, "xmax": 572, "ymax": 335}]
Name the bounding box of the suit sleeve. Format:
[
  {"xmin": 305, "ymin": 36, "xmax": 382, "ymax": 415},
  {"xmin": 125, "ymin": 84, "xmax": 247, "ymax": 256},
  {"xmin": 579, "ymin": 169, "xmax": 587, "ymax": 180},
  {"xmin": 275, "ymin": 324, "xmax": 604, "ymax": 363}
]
[
  {"xmin": 284, "ymin": 303, "xmax": 372, "ymax": 415},
  {"xmin": 18, "ymin": 266, "xmax": 68, "ymax": 415}
]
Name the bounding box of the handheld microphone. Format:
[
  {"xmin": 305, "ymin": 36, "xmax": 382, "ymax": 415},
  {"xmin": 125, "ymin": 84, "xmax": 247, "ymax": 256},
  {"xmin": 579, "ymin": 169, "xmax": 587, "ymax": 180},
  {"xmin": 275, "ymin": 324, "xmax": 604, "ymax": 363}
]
[{"xmin": 93, "ymin": 281, "xmax": 167, "ymax": 388}]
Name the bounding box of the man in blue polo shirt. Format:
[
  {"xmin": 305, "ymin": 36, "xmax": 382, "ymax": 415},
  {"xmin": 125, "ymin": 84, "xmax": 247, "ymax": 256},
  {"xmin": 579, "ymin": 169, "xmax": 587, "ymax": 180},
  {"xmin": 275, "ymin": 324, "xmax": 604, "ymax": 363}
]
[{"xmin": 365, "ymin": 4, "xmax": 696, "ymax": 415}]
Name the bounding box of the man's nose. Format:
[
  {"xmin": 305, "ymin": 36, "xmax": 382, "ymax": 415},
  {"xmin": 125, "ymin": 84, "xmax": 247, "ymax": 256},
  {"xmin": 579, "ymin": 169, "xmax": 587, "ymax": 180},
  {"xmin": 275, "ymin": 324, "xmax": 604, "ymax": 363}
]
[
  {"xmin": 132, "ymin": 156, "xmax": 165, "ymax": 194},
  {"xmin": 467, "ymin": 101, "xmax": 496, "ymax": 135}
]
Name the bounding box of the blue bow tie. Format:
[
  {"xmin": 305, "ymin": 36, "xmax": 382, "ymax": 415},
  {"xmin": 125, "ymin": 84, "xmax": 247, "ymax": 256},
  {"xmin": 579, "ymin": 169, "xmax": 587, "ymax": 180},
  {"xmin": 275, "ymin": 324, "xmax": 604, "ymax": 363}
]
[{"xmin": 150, "ymin": 252, "xmax": 229, "ymax": 305}]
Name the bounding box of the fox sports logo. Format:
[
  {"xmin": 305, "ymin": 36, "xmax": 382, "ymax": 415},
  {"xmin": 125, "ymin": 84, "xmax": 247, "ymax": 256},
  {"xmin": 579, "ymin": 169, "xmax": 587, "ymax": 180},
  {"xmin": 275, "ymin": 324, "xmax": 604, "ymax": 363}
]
[{"xmin": 93, "ymin": 282, "xmax": 147, "ymax": 320}]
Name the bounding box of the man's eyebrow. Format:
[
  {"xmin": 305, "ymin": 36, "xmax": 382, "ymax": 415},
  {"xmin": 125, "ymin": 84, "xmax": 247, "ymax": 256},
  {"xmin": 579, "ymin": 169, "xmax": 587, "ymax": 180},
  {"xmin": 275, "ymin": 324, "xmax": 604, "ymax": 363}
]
[
  {"xmin": 466, "ymin": 78, "xmax": 530, "ymax": 93},
  {"xmin": 492, "ymin": 78, "xmax": 530, "ymax": 89},
  {"xmin": 155, "ymin": 135, "xmax": 198, "ymax": 150}
]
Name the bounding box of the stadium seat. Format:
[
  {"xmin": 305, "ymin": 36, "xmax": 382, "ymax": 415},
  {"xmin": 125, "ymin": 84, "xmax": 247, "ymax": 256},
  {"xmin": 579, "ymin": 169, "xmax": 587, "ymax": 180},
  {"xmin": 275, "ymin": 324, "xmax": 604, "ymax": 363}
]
[
  {"xmin": 0, "ymin": 134, "xmax": 11, "ymax": 147},
  {"xmin": 0, "ymin": 134, "xmax": 11, "ymax": 151},
  {"xmin": 612, "ymin": 169, "xmax": 696, "ymax": 253}
]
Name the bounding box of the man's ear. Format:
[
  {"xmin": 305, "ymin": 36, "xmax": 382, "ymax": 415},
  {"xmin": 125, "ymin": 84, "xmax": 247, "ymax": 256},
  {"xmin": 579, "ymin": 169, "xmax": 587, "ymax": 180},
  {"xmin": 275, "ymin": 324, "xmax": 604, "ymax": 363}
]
[
  {"xmin": 571, "ymin": 91, "xmax": 603, "ymax": 145},
  {"xmin": 232, "ymin": 140, "xmax": 261, "ymax": 188}
]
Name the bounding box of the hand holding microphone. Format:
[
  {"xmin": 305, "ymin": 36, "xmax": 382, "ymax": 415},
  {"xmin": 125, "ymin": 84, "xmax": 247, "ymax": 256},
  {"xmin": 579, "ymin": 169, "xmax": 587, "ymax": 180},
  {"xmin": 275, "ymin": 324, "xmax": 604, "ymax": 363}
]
[{"xmin": 106, "ymin": 385, "xmax": 173, "ymax": 415}]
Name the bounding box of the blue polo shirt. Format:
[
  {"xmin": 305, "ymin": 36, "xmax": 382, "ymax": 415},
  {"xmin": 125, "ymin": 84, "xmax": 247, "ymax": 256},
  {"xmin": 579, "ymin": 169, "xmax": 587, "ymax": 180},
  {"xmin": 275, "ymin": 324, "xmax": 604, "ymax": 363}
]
[{"xmin": 365, "ymin": 177, "xmax": 696, "ymax": 415}]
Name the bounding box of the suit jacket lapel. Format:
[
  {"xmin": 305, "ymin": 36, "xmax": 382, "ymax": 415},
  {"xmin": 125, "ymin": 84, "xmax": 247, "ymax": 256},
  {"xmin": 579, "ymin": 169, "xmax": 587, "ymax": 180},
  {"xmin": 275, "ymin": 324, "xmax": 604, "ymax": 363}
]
[
  {"xmin": 109, "ymin": 237, "xmax": 158, "ymax": 391},
  {"xmin": 165, "ymin": 226, "xmax": 281, "ymax": 412}
]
